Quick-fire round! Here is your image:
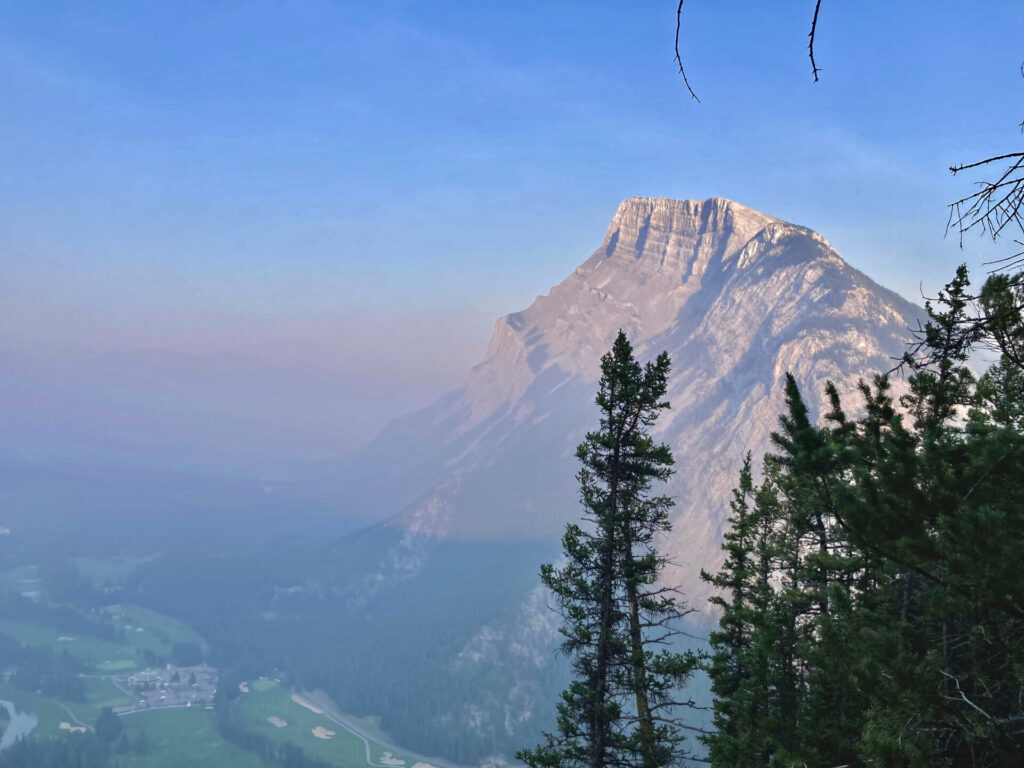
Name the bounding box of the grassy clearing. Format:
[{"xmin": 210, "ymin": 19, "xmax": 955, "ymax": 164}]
[
  {"xmin": 249, "ymin": 677, "xmax": 279, "ymax": 692},
  {"xmin": 101, "ymin": 604, "xmax": 206, "ymax": 656},
  {"xmin": 0, "ymin": 620, "xmax": 138, "ymax": 672},
  {"xmin": 234, "ymin": 682, "xmax": 418, "ymax": 767},
  {"xmin": 97, "ymin": 659, "xmax": 138, "ymax": 672},
  {"xmin": 0, "ymin": 603, "xmax": 206, "ymax": 675},
  {"xmin": 76, "ymin": 677, "xmax": 133, "ymax": 722},
  {"xmin": 118, "ymin": 708, "xmax": 266, "ymax": 768}
]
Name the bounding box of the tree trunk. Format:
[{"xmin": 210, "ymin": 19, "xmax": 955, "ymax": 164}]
[{"xmin": 625, "ymin": 568, "xmax": 657, "ymax": 768}]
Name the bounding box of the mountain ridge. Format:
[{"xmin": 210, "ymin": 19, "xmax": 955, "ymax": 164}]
[
  {"xmin": 346, "ymin": 195, "xmax": 922, "ymax": 601},
  {"xmin": 309, "ymin": 195, "xmax": 926, "ymax": 760}
]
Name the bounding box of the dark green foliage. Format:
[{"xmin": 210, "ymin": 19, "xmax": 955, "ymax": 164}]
[
  {"xmin": 519, "ymin": 331, "xmax": 698, "ymax": 768},
  {"xmin": 170, "ymin": 641, "xmax": 203, "ymax": 666},
  {"xmin": 703, "ymin": 267, "xmax": 1024, "ymax": 767},
  {"xmin": 95, "ymin": 707, "xmax": 122, "ymax": 744},
  {"xmin": 39, "ymin": 561, "xmax": 107, "ymax": 607},
  {"xmin": 0, "ymin": 732, "xmax": 111, "ymax": 768},
  {"xmin": 1, "ymin": 633, "xmax": 87, "ymax": 702},
  {"xmin": 0, "ymin": 727, "xmax": 152, "ymax": 768}
]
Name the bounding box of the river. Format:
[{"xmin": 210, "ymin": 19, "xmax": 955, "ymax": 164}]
[{"xmin": 0, "ymin": 699, "xmax": 37, "ymax": 751}]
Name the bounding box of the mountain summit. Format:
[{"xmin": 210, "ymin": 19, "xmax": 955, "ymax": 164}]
[
  {"xmin": 365, "ymin": 197, "xmax": 918, "ymax": 574},
  {"xmin": 464, "ymin": 197, "xmax": 778, "ymax": 421}
]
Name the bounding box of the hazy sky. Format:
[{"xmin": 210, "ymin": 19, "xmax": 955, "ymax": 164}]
[{"xmin": 2, "ymin": 1, "xmax": 1021, "ymax": 468}]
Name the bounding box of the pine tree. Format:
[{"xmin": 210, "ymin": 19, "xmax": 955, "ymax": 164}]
[
  {"xmin": 95, "ymin": 705, "xmax": 122, "ymax": 744},
  {"xmin": 704, "ymin": 267, "xmax": 1024, "ymax": 767},
  {"xmin": 519, "ymin": 331, "xmax": 698, "ymax": 768},
  {"xmin": 701, "ymin": 455, "xmax": 772, "ymax": 767}
]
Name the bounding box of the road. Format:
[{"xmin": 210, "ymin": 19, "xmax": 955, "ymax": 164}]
[
  {"xmin": 298, "ymin": 690, "xmax": 463, "ymax": 768},
  {"xmin": 56, "ymin": 701, "xmax": 92, "ymax": 732}
]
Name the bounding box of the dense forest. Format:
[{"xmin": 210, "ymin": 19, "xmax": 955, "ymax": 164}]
[
  {"xmin": 703, "ymin": 266, "xmax": 1024, "ymax": 766},
  {"xmin": 0, "ymin": 633, "xmax": 85, "ymax": 701}
]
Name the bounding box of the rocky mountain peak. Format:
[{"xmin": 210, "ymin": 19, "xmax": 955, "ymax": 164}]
[
  {"xmin": 372, "ymin": 195, "xmax": 922, "ymax": 550},
  {"xmin": 603, "ymin": 196, "xmax": 777, "ymax": 258},
  {"xmin": 461, "ymin": 197, "xmax": 842, "ymax": 425}
]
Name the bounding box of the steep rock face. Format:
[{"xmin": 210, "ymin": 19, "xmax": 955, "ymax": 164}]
[
  {"xmin": 463, "ymin": 197, "xmax": 775, "ymax": 422},
  {"xmin": 369, "ymin": 197, "xmax": 918, "ymax": 602}
]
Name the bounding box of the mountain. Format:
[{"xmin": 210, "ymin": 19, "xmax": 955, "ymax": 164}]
[{"xmin": 352, "ymin": 196, "xmax": 921, "ymax": 606}]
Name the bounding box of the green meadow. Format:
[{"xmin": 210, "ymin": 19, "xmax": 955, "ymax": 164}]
[
  {"xmin": 101, "ymin": 604, "xmax": 206, "ymax": 656},
  {"xmin": 0, "ymin": 620, "xmax": 137, "ymax": 673},
  {"xmin": 119, "ymin": 708, "xmax": 266, "ymax": 768},
  {"xmin": 233, "ymin": 679, "xmax": 420, "ymax": 768},
  {"xmin": 0, "ymin": 603, "xmax": 207, "ymax": 675}
]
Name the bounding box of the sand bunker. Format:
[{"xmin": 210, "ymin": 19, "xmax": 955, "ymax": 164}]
[
  {"xmin": 312, "ymin": 726, "xmax": 336, "ymax": 740},
  {"xmin": 267, "ymin": 716, "xmax": 287, "ymax": 728},
  {"xmin": 380, "ymin": 752, "xmax": 405, "ymax": 766},
  {"xmin": 411, "ymin": 762, "xmax": 437, "ymax": 768},
  {"xmin": 239, "ymin": 682, "xmax": 250, "ymax": 693},
  {"xmin": 59, "ymin": 722, "xmax": 87, "ymax": 734},
  {"xmin": 291, "ymin": 693, "xmax": 323, "ymax": 714}
]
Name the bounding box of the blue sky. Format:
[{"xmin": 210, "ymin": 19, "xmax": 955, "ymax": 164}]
[{"xmin": 2, "ymin": 1, "xmax": 1022, "ymax": 461}]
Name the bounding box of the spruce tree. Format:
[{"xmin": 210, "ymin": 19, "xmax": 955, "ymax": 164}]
[
  {"xmin": 704, "ymin": 267, "xmax": 1024, "ymax": 767},
  {"xmin": 519, "ymin": 331, "xmax": 698, "ymax": 768}
]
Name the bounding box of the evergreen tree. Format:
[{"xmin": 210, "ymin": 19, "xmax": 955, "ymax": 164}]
[
  {"xmin": 703, "ymin": 266, "xmax": 1024, "ymax": 767},
  {"xmin": 519, "ymin": 331, "xmax": 698, "ymax": 768},
  {"xmin": 701, "ymin": 455, "xmax": 774, "ymax": 767},
  {"xmin": 95, "ymin": 706, "xmax": 122, "ymax": 744}
]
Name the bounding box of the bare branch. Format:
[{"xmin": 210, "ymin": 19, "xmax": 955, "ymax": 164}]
[
  {"xmin": 939, "ymin": 670, "xmax": 995, "ymax": 722},
  {"xmin": 949, "ymin": 152, "xmax": 1024, "ymax": 175},
  {"xmin": 674, "ymin": 1, "xmax": 700, "ymax": 102},
  {"xmin": 808, "ymin": 0, "xmax": 823, "ymax": 82},
  {"xmin": 983, "ymin": 240, "xmax": 1024, "ymax": 272},
  {"xmin": 947, "ymin": 153, "xmax": 1024, "ymax": 245}
]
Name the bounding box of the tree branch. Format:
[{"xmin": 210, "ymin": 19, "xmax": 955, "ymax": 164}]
[
  {"xmin": 674, "ymin": 1, "xmax": 700, "ymax": 102},
  {"xmin": 808, "ymin": 0, "xmax": 823, "ymax": 82}
]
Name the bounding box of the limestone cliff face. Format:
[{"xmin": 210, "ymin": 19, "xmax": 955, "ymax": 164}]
[
  {"xmin": 363, "ymin": 196, "xmax": 920, "ymax": 607},
  {"xmin": 463, "ymin": 197, "xmax": 776, "ymax": 423}
]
